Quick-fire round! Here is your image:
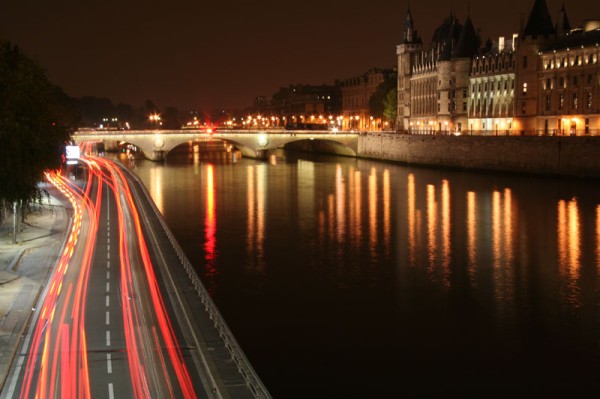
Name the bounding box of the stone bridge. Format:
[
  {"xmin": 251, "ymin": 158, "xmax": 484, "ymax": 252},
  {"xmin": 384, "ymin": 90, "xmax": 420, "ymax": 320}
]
[{"xmin": 73, "ymin": 129, "xmax": 360, "ymax": 161}]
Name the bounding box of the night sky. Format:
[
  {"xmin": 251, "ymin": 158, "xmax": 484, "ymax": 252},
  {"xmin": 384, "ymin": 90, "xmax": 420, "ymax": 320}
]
[{"xmin": 1, "ymin": 1, "xmax": 596, "ymax": 112}]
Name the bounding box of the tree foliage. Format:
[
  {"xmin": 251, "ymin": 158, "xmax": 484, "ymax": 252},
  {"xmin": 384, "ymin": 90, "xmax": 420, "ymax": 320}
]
[
  {"xmin": 368, "ymin": 74, "xmax": 397, "ymax": 119},
  {"xmin": 383, "ymin": 88, "xmax": 397, "ymax": 127},
  {"xmin": 0, "ymin": 39, "xmax": 70, "ymax": 206}
]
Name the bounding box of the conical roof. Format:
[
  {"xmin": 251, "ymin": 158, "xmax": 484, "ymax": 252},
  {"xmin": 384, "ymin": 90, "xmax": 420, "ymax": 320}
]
[
  {"xmin": 555, "ymin": 3, "xmax": 571, "ymax": 36},
  {"xmin": 453, "ymin": 16, "xmax": 479, "ymax": 58},
  {"xmin": 523, "ymin": 0, "xmax": 555, "ymax": 37}
]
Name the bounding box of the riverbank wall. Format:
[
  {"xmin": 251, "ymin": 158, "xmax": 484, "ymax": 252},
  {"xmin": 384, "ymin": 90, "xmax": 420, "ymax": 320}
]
[{"xmin": 356, "ymin": 133, "xmax": 600, "ymax": 179}]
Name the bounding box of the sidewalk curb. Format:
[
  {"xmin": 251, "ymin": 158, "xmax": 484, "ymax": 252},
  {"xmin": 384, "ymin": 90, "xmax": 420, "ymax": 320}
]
[
  {"xmin": 5, "ymin": 250, "xmax": 25, "ymax": 273},
  {"xmin": 0, "ymin": 195, "xmax": 71, "ymax": 395}
]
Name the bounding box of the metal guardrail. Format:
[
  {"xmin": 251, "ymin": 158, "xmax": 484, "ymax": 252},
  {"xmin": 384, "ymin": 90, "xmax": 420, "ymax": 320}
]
[{"xmin": 121, "ymin": 164, "xmax": 271, "ymax": 399}]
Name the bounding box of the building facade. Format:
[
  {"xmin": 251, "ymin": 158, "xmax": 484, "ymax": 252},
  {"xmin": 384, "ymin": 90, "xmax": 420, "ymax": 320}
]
[
  {"xmin": 340, "ymin": 68, "xmax": 396, "ymax": 131},
  {"xmin": 537, "ymin": 23, "xmax": 600, "ymax": 135},
  {"xmin": 396, "ymin": 9, "xmax": 479, "ymax": 133},
  {"xmin": 397, "ymin": 0, "xmax": 600, "ymax": 136}
]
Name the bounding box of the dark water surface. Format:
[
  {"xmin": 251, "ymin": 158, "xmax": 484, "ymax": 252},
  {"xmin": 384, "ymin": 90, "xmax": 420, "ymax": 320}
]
[{"xmin": 121, "ymin": 146, "xmax": 600, "ymax": 397}]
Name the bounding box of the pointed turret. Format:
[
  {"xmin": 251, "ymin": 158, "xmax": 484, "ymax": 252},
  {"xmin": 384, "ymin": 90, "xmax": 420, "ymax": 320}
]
[
  {"xmin": 555, "ymin": 3, "xmax": 571, "ymax": 36},
  {"xmin": 403, "ymin": 6, "xmax": 420, "ymax": 44},
  {"xmin": 523, "ymin": 0, "xmax": 555, "ymax": 38},
  {"xmin": 453, "ymin": 16, "xmax": 479, "ymax": 58}
]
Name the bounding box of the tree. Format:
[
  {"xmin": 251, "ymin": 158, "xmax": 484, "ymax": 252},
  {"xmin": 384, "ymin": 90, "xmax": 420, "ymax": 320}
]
[
  {"xmin": 383, "ymin": 88, "xmax": 397, "ymax": 129},
  {"xmin": 368, "ymin": 74, "xmax": 397, "ymax": 118},
  {"xmin": 162, "ymin": 106, "xmax": 180, "ymax": 129},
  {"xmin": 0, "ymin": 39, "xmax": 70, "ymax": 220}
]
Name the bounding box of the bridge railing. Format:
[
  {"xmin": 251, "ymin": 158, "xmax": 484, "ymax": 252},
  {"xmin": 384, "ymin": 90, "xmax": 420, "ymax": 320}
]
[
  {"xmin": 121, "ymin": 163, "xmax": 271, "ymax": 399},
  {"xmin": 74, "ymin": 128, "xmax": 360, "ymax": 136}
]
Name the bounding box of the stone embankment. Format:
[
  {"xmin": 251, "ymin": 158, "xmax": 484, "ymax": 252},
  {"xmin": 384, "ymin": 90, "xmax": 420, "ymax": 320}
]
[{"xmin": 357, "ymin": 133, "xmax": 600, "ymax": 179}]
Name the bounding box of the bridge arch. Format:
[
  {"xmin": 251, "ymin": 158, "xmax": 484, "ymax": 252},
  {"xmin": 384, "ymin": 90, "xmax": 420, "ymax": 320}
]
[{"xmin": 73, "ymin": 130, "xmax": 359, "ymax": 161}]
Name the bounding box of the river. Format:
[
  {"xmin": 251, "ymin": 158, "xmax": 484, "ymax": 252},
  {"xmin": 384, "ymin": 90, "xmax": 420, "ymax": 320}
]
[{"xmin": 118, "ymin": 143, "xmax": 600, "ymax": 397}]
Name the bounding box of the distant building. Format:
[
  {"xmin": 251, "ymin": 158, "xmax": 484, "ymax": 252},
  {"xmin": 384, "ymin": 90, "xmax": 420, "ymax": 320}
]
[
  {"xmin": 267, "ymin": 84, "xmax": 341, "ymax": 129},
  {"xmin": 397, "ymin": 0, "xmax": 600, "ymax": 136},
  {"xmin": 340, "ymin": 68, "xmax": 396, "ymax": 131}
]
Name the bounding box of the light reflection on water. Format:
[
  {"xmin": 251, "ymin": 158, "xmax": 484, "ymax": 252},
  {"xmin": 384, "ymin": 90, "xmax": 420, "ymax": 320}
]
[
  {"xmin": 557, "ymin": 198, "xmax": 581, "ymax": 308},
  {"xmin": 597, "ymin": 205, "xmax": 600, "ymax": 269},
  {"xmin": 124, "ymin": 149, "xmax": 600, "ymax": 397}
]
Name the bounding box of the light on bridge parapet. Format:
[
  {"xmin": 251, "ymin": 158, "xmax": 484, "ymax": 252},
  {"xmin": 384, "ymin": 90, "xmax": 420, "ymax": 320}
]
[{"xmin": 72, "ymin": 129, "xmax": 360, "ymax": 161}]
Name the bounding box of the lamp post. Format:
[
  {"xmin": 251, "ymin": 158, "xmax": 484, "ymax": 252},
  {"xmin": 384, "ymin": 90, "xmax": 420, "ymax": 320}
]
[{"xmin": 149, "ymin": 113, "xmax": 161, "ymax": 128}]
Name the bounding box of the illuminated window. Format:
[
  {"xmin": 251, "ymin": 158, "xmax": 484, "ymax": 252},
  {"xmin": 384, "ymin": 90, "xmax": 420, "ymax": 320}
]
[
  {"xmin": 559, "ymin": 94, "xmax": 564, "ymax": 110},
  {"xmin": 572, "ymin": 93, "xmax": 578, "ymax": 110},
  {"xmin": 522, "ymin": 82, "xmax": 528, "ymax": 95},
  {"xmin": 587, "ymin": 92, "xmax": 593, "ymax": 109}
]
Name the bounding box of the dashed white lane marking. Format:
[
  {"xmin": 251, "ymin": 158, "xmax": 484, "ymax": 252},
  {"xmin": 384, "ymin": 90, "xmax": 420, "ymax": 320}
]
[
  {"xmin": 107, "ymin": 270, "xmax": 110, "ymax": 279},
  {"xmin": 106, "ymin": 330, "xmax": 111, "ymax": 346},
  {"xmin": 107, "ymin": 354, "xmax": 113, "ymax": 374},
  {"xmin": 106, "ymin": 282, "xmax": 110, "ymax": 292},
  {"xmin": 106, "ymin": 311, "xmax": 110, "ymax": 325},
  {"xmin": 107, "ymin": 244, "xmax": 110, "ymax": 251},
  {"xmin": 107, "ymin": 261, "xmax": 110, "ymax": 269},
  {"xmin": 108, "ymin": 383, "xmax": 114, "ymax": 399},
  {"xmin": 107, "ymin": 252, "xmax": 110, "ymax": 260},
  {"xmin": 105, "ymin": 295, "xmax": 110, "ymax": 307}
]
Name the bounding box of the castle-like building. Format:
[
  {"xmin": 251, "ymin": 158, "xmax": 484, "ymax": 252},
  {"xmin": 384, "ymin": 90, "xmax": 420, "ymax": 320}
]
[{"xmin": 397, "ymin": 0, "xmax": 600, "ymax": 136}]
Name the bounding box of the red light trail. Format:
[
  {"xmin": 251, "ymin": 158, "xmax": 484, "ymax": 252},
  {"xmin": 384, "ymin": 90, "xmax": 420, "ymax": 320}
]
[{"xmin": 15, "ymin": 153, "xmax": 197, "ymax": 398}]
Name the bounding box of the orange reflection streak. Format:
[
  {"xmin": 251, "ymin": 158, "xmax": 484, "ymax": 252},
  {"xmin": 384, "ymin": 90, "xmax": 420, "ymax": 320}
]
[
  {"xmin": 383, "ymin": 170, "xmax": 390, "ymax": 259},
  {"xmin": 503, "ymin": 188, "xmax": 513, "ymax": 265},
  {"xmin": 246, "ymin": 165, "xmax": 265, "ymax": 273},
  {"xmin": 247, "ymin": 166, "xmax": 255, "ymax": 259},
  {"xmin": 407, "ymin": 174, "xmax": 416, "ymax": 266},
  {"xmin": 426, "ymin": 184, "xmax": 437, "ymax": 272},
  {"xmin": 335, "ymin": 164, "xmax": 346, "ymax": 241},
  {"xmin": 149, "ymin": 167, "xmax": 164, "ymax": 214},
  {"xmin": 492, "ymin": 190, "xmax": 501, "ymax": 269},
  {"xmin": 441, "ymin": 179, "xmax": 451, "ymax": 286},
  {"xmin": 467, "ymin": 191, "xmax": 477, "ymax": 284},
  {"xmin": 256, "ymin": 165, "xmax": 266, "ymax": 268},
  {"xmin": 204, "ymin": 164, "xmax": 217, "ymax": 281},
  {"xmin": 328, "ymin": 194, "xmax": 335, "ymax": 242},
  {"xmin": 557, "ymin": 198, "xmax": 582, "ymax": 307},
  {"xmin": 350, "ymin": 169, "xmax": 362, "ymax": 250},
  {"xmin": 558, "ymin": 200, "xmax": 568, "ymax": 268},
  {"xmin": 597, "ymin": 205, "xmax": 600, "ymax": 270},
  {"xmin": 568, "ymin": 199, "xmax": 581, "ymax": 276},
  {"xmin": 369, "ymin": 168, "xmax": 378, "ymax": 259}
]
